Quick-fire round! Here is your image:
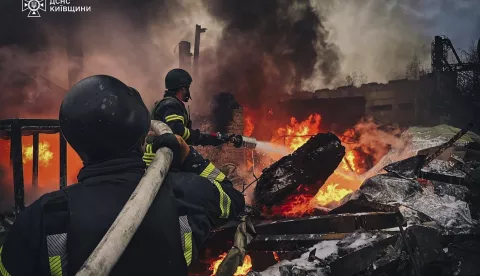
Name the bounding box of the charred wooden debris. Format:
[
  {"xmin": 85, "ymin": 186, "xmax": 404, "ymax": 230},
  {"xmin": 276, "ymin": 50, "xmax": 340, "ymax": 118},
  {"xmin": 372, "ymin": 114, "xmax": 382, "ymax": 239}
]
[{"xmin": 191, "ymin": 126, "xmax": 480, "ymax": 276}]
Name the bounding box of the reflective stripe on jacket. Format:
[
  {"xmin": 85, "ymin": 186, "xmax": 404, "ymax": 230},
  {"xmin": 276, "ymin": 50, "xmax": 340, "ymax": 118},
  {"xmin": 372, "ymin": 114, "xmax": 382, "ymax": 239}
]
[{"xmin": 151, "ymin": 96, "xmax": 201, "ymax": 144}]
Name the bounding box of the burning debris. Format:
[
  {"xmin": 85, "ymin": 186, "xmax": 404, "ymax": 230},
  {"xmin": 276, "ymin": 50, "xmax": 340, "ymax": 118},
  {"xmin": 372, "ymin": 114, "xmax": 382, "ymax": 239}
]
[
  {"xmin": 210, "ymin": 253, "xmax": 253, "ymax": 276},
  {"xmin": 242, "ymin": 115, "xmax": 400, "ymax": 218},
  {"xmin": 253, "ymin": 132, "xmax": 345, "ymax": 207},
  {"xmin": 195, "ymin": 122, "xmax": 480, "ymax": 276}
]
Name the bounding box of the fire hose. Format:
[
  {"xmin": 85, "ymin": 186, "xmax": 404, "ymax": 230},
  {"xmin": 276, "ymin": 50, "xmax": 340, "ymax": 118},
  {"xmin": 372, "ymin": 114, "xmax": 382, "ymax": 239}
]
[
  {"xmin": 216, "ymin": 216, "xmax": 256, "ymax": 276},
  {"xmin": 214, "ymin": 133, "xmax": 258, "ymax": 149},
  {"xmin": 76, "ymin": 121, "xmax": 173, "ymax": 276}
]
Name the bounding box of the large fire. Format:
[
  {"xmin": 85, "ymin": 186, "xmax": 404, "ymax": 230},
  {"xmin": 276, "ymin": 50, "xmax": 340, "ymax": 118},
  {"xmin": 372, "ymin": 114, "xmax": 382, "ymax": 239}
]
[
  {"xmin": 209, "ymin": 253, "xmax": 252, "ymax": 276},
  {"xmin": 0, "ymin": 133, "xmax": 83, "ymax": 202},
  {"xmin": 275, "ymin": 114, "xmax": 321, "ymax": 151},
  {"xmin": 244, "ymin": 116, "xmax": 254, "ymax": 137},
  {"xmin": 22, "ymin": 141, "xmax": 54, "ymax": 166},
  {"xmin": 265, "ymin": 113, "xmax": 367, "ymax": 216}
]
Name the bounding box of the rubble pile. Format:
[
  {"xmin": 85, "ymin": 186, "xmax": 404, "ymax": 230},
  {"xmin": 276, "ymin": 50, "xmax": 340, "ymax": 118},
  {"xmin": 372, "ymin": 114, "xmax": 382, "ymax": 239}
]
[{"xmin": 200, "ymin": 125, "xmax": 480, "ymax": 276}]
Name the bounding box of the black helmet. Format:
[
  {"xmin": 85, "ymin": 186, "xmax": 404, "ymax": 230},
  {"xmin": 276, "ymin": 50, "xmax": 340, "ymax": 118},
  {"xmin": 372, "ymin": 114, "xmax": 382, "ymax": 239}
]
[
  {"xmin": 165, "ymin": 68, "xmax": 192, "ymax": 90},
  {"xmin": 59, "ymin": 75, "xmax": 150, "ymax": 163}
]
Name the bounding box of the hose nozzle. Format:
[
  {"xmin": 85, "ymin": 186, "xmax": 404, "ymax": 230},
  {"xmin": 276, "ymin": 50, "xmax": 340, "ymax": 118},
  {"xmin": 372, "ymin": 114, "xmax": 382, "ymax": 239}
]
[{"xmin": 230, "ymin": 134, "xmax": 257, "ymax": 149}]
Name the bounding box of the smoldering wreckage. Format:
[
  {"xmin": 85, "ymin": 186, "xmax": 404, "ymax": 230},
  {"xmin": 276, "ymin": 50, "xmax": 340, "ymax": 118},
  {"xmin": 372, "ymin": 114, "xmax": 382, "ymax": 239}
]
[
  {"xmin": 196, "ymin": 123, "xmax": 480, "ymax": 276},
  {"xmin": 2, "ymin": 116, "xmax": 480, "ymax": 276}
]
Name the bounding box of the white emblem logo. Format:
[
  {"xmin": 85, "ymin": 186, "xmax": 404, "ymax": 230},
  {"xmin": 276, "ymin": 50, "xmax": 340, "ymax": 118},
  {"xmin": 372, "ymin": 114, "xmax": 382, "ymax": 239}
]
[{"xmin": 22, "ymin": 0, "xmax": 47, "ymax": 18}]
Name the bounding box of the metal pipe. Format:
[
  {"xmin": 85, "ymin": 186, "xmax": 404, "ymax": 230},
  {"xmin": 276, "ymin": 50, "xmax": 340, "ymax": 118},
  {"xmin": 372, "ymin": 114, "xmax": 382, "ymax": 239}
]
[
  {"xmin": 59, "ymin": 133, "xmax": 67, "ymax": 189},
  {"xmin": 32, "ymin": 133, "xmax": 39, "ymax": 189}
]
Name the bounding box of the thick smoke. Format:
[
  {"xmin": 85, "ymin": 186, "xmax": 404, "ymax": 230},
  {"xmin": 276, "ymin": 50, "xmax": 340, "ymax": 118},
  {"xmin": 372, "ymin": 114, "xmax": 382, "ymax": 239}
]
[
  {"xmin": 306, "ymin": 0, "xmax": 480, "ymax": 88},
  {"xmin": 0, "ymin": 47, "xmax": 68, "ymax": 118},
  {"xmin": 201, "ymin": 0, "xmax": 340, "ymax": 104},
  {"xmin": 307, "ymin": 0, "xmax": 431, "ymax": 88},
  {"xmin": 0, "ymin": 0, "xmax": 221, "ymax": 119},
  {"xmin": 1, "ymin": 0, "xmax": 479, "ymax": 120}
]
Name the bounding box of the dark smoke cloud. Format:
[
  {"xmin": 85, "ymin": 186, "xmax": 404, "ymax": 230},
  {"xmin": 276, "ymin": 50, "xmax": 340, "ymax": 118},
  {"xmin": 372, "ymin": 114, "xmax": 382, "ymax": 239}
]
[
  {"xmin": 201, "ymin": 0, "xmax": 340, "ymax": 109},
  {"xmin": 0, "ymin": 0, "xmax": 478, "ymax": 124}
]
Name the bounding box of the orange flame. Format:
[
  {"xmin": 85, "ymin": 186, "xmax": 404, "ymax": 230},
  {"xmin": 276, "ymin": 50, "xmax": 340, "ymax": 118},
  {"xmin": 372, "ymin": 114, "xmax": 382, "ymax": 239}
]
[
  {"xmin": 22, "ymin": 141, "xmax": 54, "ymax": 166},
  {"xmin": 209, "ymin": 253, "xmax": 252, "ymax": 276},
  {"xmin": 274, "ymin": 114, "xmax": 321, "ymax": 151},
  {"xmin": 0, "ymin": 134, "xmax": 83, "ymax": 192},
  {"xmin": 244, "ymin": 116, "xmax": 254, "ymax": 137},
  {"xmin": 273, "ymin": 252, "xmax": 280, "ymax": 262},
  {"xmin": 266, "ymin": 114, "xmax": 366, "ymax": 216},
  {"xmin": 314, "ymin": 183, "xmax": 353, "ymax": 206},
  {"xmin": 269, "ymin": 193, "xmax": 315, "ymax": 217}
]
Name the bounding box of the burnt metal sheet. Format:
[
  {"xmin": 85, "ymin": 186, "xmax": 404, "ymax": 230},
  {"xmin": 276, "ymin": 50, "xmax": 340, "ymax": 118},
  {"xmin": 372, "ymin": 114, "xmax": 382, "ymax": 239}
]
[
  {"xmin": 254, "ymin": 212, "xmax": 399, "ymax": 235},
  {"xmin": 419, "ymin": 171, "xmax": 465, "ymax": 185},
  {"xmin": 329, "ymin": 235, "xmax": 399, "ymax": 276},
  {"xmin": 248, "ymin": 233, "xmax": 349, "ymax": 252}
]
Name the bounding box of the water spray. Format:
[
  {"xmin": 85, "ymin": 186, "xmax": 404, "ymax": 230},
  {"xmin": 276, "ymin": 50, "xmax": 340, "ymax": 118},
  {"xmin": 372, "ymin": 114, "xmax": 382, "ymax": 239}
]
[
  {"xmin": 218, "ymin": 133, "xmax": 291, "ymax": 156},
  {"xmin": 216, "ymin": 133, "xmax": 291, "ymax": 156}
]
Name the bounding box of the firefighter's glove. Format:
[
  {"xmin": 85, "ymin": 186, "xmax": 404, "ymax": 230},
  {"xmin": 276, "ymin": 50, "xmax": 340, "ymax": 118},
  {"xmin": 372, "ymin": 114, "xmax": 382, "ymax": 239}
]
[{"xmin": 144, "ymin": 133, "xmax": 190, "ymax": 168}]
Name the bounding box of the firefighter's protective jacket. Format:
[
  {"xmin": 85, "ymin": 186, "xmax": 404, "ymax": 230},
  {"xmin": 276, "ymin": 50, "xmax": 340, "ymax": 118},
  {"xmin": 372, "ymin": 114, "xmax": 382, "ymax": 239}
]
[
  {"xmin": 0, "ymin": 149, "xmax": 245, "ymax": 276},
  {"xmin": 151, "ymin": 94, "xmax": 202, "ymax": 145}
]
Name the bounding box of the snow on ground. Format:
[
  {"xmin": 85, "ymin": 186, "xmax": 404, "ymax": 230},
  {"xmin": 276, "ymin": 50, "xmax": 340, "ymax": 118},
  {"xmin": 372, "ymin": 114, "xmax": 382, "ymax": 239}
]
[
  {"xmin": 347, "ymin": 233, "xmax": 378, "ymax": 249},
  {"xmin": 260, "ymin": 240, "xmax": 338, "ymax": 276},
  {"xmin": 422, "ymin": 159, "xmax": 466, "ymax": 178}
]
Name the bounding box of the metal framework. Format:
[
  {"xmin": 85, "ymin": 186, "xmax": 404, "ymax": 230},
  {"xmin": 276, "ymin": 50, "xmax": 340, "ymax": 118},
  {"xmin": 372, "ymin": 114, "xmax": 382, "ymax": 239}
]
[
  {"xmin": 432, "ymin": 36, "xmax": 480, "ymax": 73},
  {"xmin": 0, "ymin": 118, "xmax": 67, "ymax": 213}
]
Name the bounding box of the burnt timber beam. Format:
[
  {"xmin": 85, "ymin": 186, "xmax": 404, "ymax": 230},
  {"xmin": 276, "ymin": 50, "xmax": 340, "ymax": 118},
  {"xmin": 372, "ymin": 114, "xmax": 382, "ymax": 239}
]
[
  {"xmin": 10, "ymin": 119, "xmax": 25, "ymax": 212},
  {"xmin": 202, "ymin": 212, "xmax": 400, "ymax": 253},
  {"xmin": 59, "ymin": 134, "xmax": 67, "ymax": 189},
  {"xmin": 32, "ymin": 133, "xmax": 39, "ymax": 189},
  {"xmin": 248, "ymin": 233, "xmax": 350, "ymax": 252},
  {"xmin": 329, "ymin": 235, "xmax": 399, "ymax": 276},
  {"xmin": 0, "ymin": 119, "xmax": 60, "ymax": 139},
  {"xmin": 254, "ymin": 212, "xmax": 400, "ymax": 235}
]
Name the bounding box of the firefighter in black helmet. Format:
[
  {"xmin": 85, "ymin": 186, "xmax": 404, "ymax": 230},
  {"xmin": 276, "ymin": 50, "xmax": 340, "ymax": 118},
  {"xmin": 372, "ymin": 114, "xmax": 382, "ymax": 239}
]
[
  {"xmin": 0, "ymin": 75, "xmax": 245, "ymax": 276},
  {"xmin": 149, "ymin": 69, "xmax": 228, "ymax": 147}
]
